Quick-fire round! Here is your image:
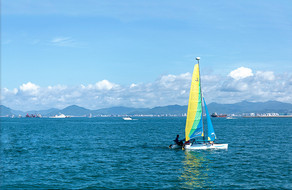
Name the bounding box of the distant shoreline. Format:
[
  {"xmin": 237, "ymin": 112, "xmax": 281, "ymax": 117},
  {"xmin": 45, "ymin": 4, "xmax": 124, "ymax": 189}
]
[{"xmin": 242, "ymin": 115, "xmax": 292, "ymax": 118}]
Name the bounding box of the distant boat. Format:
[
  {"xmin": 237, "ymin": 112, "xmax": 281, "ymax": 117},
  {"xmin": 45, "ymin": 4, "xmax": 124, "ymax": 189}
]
[
  {"xmin": 36, "ymin": 114, "xmax": 42, "ymax": 118},
  {"xmin": 226, "ymin": 116, "xmax": 236, "ymax": 119},
  {"xmin": 123, "ymin": 116, "xmax": 133, "ymax": 121},
  {"xmin": 26, "ymin": 113, "xmax": 36, "ymax": 118},
  {"xmin": 170, "ymin": 57, "xmax": 228, "ymax": 150},
  {"xmin": 211, "ymin": 112, "xmax": 227, "ymax": 118},
  {"xmin": 51, "ymin": 113, "xmax": 67, "ymax": 118}
]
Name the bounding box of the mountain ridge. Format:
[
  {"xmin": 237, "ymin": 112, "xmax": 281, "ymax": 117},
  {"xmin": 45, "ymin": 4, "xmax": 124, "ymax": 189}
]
[{"xmin": 1, "ymin": 100, "xmax": 292, "ymax": 116}]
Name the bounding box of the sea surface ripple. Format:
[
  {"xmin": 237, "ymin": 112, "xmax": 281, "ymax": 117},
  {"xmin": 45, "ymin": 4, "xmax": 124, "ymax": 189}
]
[{"xmin": 1, "ymin": 117, "xmax": 291, "ymax": 189}]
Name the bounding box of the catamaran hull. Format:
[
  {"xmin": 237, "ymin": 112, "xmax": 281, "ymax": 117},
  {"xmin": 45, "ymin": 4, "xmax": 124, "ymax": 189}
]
[
  {"xmin": 184, "ymin": 143, "xmax": 228, "ymax": 150},
  {"xmin": 169, "ymin": 144, "xmax": 182, "ymax": 149}
]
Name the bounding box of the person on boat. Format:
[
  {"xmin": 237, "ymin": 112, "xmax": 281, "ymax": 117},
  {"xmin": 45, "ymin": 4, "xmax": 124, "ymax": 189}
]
[{"xmin": 174, "ymin": 135, "xmax": 183, "ymax": 146}]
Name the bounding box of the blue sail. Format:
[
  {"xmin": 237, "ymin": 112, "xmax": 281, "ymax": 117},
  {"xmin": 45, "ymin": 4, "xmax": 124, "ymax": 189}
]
[{"xmin": 203, "ymin": 98, "xmax": 216, "ymax": 141}]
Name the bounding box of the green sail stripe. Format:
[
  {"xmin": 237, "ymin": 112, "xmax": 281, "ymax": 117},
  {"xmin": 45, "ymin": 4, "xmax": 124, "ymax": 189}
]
[{"xmin": 188, "ymin": 85, "xmax": 202, "ymax": 138}]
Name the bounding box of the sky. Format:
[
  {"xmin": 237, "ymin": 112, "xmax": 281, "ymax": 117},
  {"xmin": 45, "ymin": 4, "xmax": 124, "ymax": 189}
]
[{"xmin": 1, "ymin": 0, "xmax": 292, "ymax": 111}]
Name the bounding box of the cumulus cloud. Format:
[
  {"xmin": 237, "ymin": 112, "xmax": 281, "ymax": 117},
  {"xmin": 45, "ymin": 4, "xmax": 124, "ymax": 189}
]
[
  {"xmin": 228, "ymin": 67, "xmax": 253, "ymax": 80},
  {"xmin": 130, "ymin": 83, "xmax": 137, "ymax": 88},
  {"xmin": 218, "ymin": 67, "xmax": 292, "ymax": 104},
  {"xmin": 1, "ymin": 67, "xmax": 292, "ymax": 111},
  {"xmin": 81, "ymin": 80, "xmax": 119, "ymax": 91},
  {"xmin": 158, "ymin": 73, "xmax": 191, "ymax": 90},
  {"xmin": 19, "ymin": 82, "xmax": 39, "ymax": 95},
  {"xmin": 95, "ymin": 80, "xmax": 117, "ymax": 90},
  {"xmin": 19, "ymin": 82, "xmax": 39, "ymax": 91}
]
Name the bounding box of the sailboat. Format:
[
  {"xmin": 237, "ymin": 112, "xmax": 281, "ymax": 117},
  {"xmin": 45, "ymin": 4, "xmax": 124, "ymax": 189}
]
[{"xmin": 170, "ymin": 57, "xmax": 228, "ymax": 150}]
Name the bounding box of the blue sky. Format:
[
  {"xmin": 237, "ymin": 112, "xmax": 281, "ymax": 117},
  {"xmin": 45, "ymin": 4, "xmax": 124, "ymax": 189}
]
[{"xmin": 1, "ymin": 0, "xmax": 292, "ymax": 110}]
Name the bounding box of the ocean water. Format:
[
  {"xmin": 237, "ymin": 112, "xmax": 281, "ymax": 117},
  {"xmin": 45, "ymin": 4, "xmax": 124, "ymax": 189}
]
[{"xmin": 1, "ymin": 117, "xmax": 291, "ymax": 189}]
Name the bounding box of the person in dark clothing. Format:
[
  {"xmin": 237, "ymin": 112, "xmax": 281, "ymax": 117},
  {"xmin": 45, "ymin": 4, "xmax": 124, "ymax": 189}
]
[{"xmin": 174, "ymin": 134, "xmax": 183, "ymax": 146}]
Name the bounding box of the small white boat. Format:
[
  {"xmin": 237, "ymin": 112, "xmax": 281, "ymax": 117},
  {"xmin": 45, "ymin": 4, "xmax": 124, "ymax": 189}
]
[
  {"xmin": 123, "ymin": 117, "xmax": 133, "ymax": 121},
  {"xmin": 170, "ymin": 57, "xmax": 228, "ymax": 150},
  {"xmin": 226, "ymin": 116, "xmax": 236, "ymax": 119},
  {"xmin": 36, "ymin": 114, "xmax": 42, "ymax": 118},
  {"xmin": 51, "ymin": 113, "xmax": 67, "ymax": 118}
]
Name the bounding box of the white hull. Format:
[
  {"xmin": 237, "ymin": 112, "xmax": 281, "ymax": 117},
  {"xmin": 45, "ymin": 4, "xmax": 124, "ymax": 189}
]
[
  {"xmin": 184, "ymin": 143, "xmax": 228, "ymax": 150},
  {"xmin": 123, "ymin": 117, "xmax": 133, "ymax": 121},
  {"xmin": 169, "ymin": 144, "xmax": 182, "ymax": 149},
  {"xmin": 51, "ymin": 114, "xmax": 67, "ymax": 118},
  {"xmin": 52, "ymin": 116, "xmax": 66, "ymax": 118}
]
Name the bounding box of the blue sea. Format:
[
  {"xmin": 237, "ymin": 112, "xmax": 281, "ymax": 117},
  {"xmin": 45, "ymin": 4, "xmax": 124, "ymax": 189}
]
[{"xmin": 1, "ymin": 117, "xmax": 291, "ymax": 189}]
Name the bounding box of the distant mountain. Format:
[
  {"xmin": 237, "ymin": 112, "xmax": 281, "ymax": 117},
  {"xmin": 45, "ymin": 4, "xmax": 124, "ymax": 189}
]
[
  {"xmin": 26, "ymin": 108, "xmax": 60, "ymax": 115},
  {"xmin": 0, "ymin": 105, "xmax": 13, "ymax": 116},
  {"xmin": 136, "ymin": 105, "xmax": 187, "ymax": 115},
  {"xmin": 48, "ymin": 105, "xmax": 90, "ymax": 116},
  {"xmin": 92, "ymin": 106, "xmax": 149, "ymax": 115},
  {"xmin": 208, "ymin": 101, "xmax": 292, "ymax": 114},
  {"xmin": 1, "ymin": 100, "xmax": 292, "ymax": 117},
  {"xmin": 11, "ymin": 109, "xmax": 25, "ymax": 116},
  {"xmin": 0, "ymin": 105, "xmax": 25, "ymax": 116},
  {"xmin": 92, "ymin": 105, "xmax": 187, "ymax": 115}
]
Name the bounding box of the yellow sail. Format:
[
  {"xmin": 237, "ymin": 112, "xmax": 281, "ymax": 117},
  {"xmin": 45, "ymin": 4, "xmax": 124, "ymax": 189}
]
[{"xmin": 185, "ymin": 64, "xmax": 203, "ymax": 141}]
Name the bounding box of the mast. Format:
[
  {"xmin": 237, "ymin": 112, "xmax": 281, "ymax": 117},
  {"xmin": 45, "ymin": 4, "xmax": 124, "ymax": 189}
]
[{"xmin": 196, "ymin": 57, "xmax": 205, "ymax": 141}]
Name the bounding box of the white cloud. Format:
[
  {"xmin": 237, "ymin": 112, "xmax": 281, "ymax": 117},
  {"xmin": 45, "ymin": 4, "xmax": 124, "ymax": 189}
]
[
  {"xmin": 255, "ymin": 71, "xmax": 275, "ymax": 81},
  {"xmin": 1, "ymin": 68, "xmax": 292, "ymax": 111},
  {"xmin": 1, "ymin": 88, "xmax": 15, "ymax": 101},
  {"xmin": 19, "ymin": 82, "xmax": 39, "ymax": 95},
  {"xmin": 3, "ymin": 88, "xmax": 9, "ymax": 93},
  {"xmin": 82, "ymin": 80, "xmax": 118, "ymax": 91},
  {"xmin": 157, "ymin": 73, "xmax": 191, "ymax": 90},
  {"xmin": 19, "ymin": 82, "xmax": 39, "ymax": 91},
  {"xmin": 228, "ymin": 67, "xmax": 253, "ymax": 80},
  {"xmin": 95, "ymin": 80, "xmax": 117, "ymax": 90},
  {"xmin": 13, "ymin": 88, "xmax": 18, "ymax": 94},
  {"xmin": 130, "ymin": 83, "xmax": 137, "ymax": 88}
]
